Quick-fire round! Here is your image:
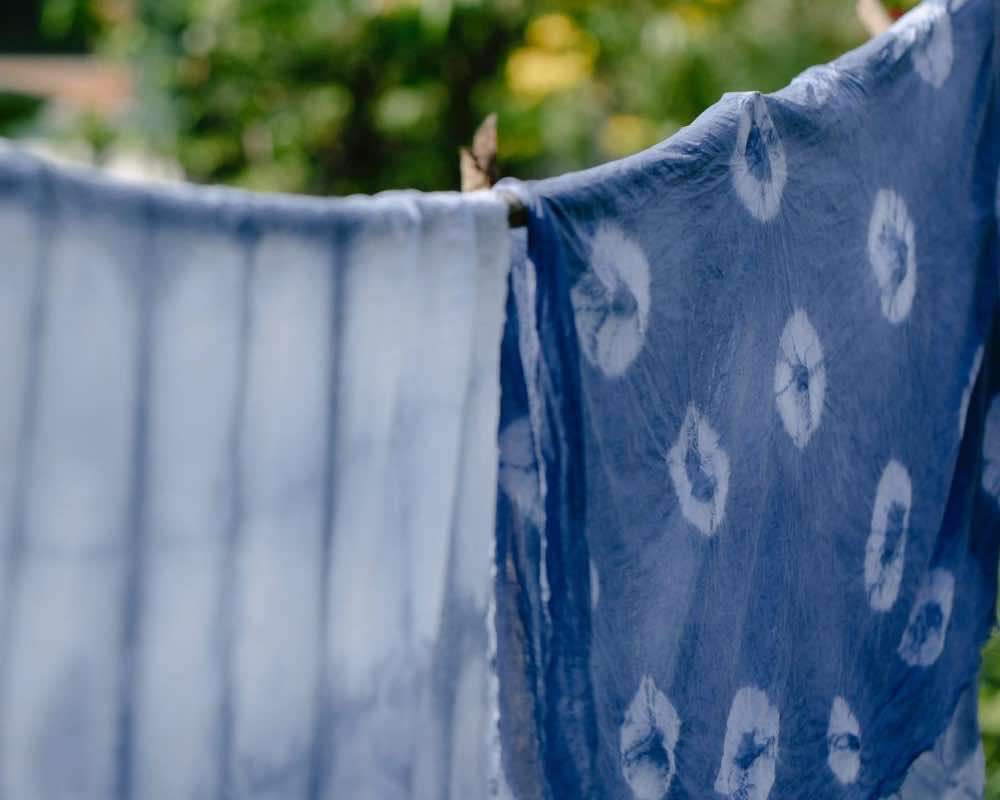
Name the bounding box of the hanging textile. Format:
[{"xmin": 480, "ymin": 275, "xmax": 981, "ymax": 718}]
[
  {"xmin": 0, "ymin": 145, "xmax": 510, "ymax": 799},
  {"xmin": 495, "ymin": 0, "xmax": 1000, "ymax": 797}
]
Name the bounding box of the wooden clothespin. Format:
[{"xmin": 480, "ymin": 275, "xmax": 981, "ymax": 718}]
[
  {"xmin": 460, "ymin": 113, "xmax": 526, "ymax": 227},
  {"xmin": 460, "ymin": 112, "xmax": 498, "ymax": 191},
  {"xmin": 856, "ymin": 0, "xmax": 893, "ymax": 37}
]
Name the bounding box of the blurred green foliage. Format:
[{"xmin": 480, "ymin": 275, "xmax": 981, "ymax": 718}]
[
  {"xmin": 0, "ymin": 0, "xmax": 104, "ymax": 135},
  {"xmin": 126, "ymin": 0, "xmax": 868, "ymax": 194},
  {"xmin": 4, "ymin": 0, "xmax": 891, "ymax": 194},
  {"xmin": 7, "ymin": 0, "xmax": 1000, "ymax": 794},
  {"xmin": 982, "ymin": 602, "xmax": 1000, "ymax": 799}
]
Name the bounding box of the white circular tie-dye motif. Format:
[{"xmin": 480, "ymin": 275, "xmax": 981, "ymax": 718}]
[
  {"xmin": 958, "ymin": 346, "xmax": 984, "ymax": 437},
  {"xmin": 898, "ymin": 568, "xmax": 955, "ymax": 667},
  {"xmin": 667, "ymin": 404, "xmax": 731, "ymax": 536},
  {"xmin": 888, "ymin": 4, "xmax": 954, "ymax": 89},
  {"xmin": 865, "ymin": 460, "xmax": 912, "ymax": 612},
  {"xmin": 498, "ymin": 416, "xmax": 544, "ymax": 529},
  {"xmin": 620, "ymin": 675, "xmax": 680, "ymax": 800},
  {"xmin": 731, "ymin": 93, "xmax": 787, "ymax": 222},
  {"xmin": 774, "ymin": 310, "xmax": 826, "ymax": 449},
  {"xmin": 715, "ymin": 687, "xmax": 780, "ymax": 800},
  {"xmin": 868, "ymin": 189, "xmax": 917, "ymax": 324},
  {"xmin": 571, "ymin": 224, "xmax": 651, "ymax": 378},
  {"xmin": 910, "ymin": 4, "xmax": 954, "ymax": 88},
  {"xmin": 950, "ymin": 0, "xmax": 970, "ymax": 10},
  {"xmin": 788, "ymin": 65, "xmax": 841, "ymax": 107},
  {"xmin": 982, "ymin": 396, "xmax": 1000, "ymax": 499},
  {"xmin": 827, "ymin": 696, "xmax": 861, "ymax": 785}
]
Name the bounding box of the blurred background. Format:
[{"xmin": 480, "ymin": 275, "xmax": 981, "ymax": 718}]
[
  {"xmin": 2, "ymin": 0, "xmax": 915, "ymax": 194},
  {"xmin": 4, "ymin": 0, "xmax": 1000, "ymax": 795}
]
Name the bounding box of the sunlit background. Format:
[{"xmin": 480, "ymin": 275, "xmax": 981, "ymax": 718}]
[
  {"xmin": 2, "ymin": 0, "xmax": 910, "ymax": 193},
  {"xmin": 4, "ymin": 0, "xmax": 1000, "ymax": 795}
]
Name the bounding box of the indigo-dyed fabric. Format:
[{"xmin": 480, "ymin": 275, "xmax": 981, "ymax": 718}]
[
  {"xmin": 495, "ymin": 1, "xmax": 1000, "ymax": 798},
  {"xmin": 0, "ymin": 145, "xmax": 510, "ymax": 799}
]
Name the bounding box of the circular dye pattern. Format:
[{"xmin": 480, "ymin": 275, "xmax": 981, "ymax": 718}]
[
  {"xmin": 570, "ymin": 224, "xmax": 651, "ymax": 378},
  {"xmin": 788, "ymin": 65, "xmax": 841, "ymax": 107},
  {"xmin": 620, "ymin": 675, "xmax": 680, "ymax": 800},
  {"xmin": 827, "ymin": 696, "xmax": 861, "ymax": 785},
  {"xmin": 865, "ymin": 460, "xmax": 912, "ymax": 612},
  {"xmin": 715, "ymin": 687, "xmax": 780, "ymax": 800},
  {"xmin": 498, "ymin": 415, "xmax": 544, "ymax": 529},
  {"xmin": 898, "ymin": 568, "xmax": 955, "ymax": 667},
  {"xmin": 910, "ymin": 4, "xmax": 954, "ymax": 88},
  {"xmin": 774, "ymin": 310, "xmax": 826, "ymax": 449},
  {"xmin": 983, "ymin": 396, "xmax": 1000, "ymax": 500},
  {"xmin": 959, "ymin": 346, "xmax": 984, "ymax": 437},
  {"xmin": 667, "ymin": 404, "xmax": 731, "ymax": 537},
  {"xmin": 731, "ymin": 93, "xmax": 787, "ymax": 222},
  {"xmin": 886, "ymin": 4, "xmax": 954, "ymax": 88},
  {"xmin": 868, "ymin": 189, "xmax": 917, "ymax": 324}
]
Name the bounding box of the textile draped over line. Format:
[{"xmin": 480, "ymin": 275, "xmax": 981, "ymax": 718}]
[
  {"xmin": 0, "ymin": 149, "xmax": 511, "ymax": 799},
  {"xmin": 2, "ymin": 1, "xmax": 1000, "ymax": 798},
  {"xmin": 495, "ymin": 0, "xmax": 1000, "ymax": 798}
]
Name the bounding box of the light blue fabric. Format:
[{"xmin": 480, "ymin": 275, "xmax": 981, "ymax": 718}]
[
  {"xmin": 0, "ymin": 147, "xmax": 511, "ymax": 799},
  {"xmin": 495, "ymin": 1, "xmax": 1000, "ymax": 798}
]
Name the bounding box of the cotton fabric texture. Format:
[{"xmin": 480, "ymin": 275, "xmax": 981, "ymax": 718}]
[
  {"xmin": 495, "ymin": 1, "xmax": 1000, "ymax": 798},
  {"xmin": 0, "ymin": 146, "xmax": 510, "ymax": 799}
]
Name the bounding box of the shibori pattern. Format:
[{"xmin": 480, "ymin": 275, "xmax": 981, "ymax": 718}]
[
  {"xmin": 787, "ymin": 65, "xmax": 842, "ymax": 107},
  {"xmin": 570, "ymin": 223, "xmax": 651, "ymax": 378},
  {"xmin": 865, "ymin": 460, "xmax": 912, "ymax": 612},
  {"xmin": 497, "ymin": 1, "xmax": 999, "ymax": 799},
  {"xmin": 827, "ymin": 697, "xmax": 862, "ymax": 785},
  {"xmin": 714, "ymin": 688, "xmax": 780, "ymax": 800},
  {"xmin": 773, "ymin": 310, "xmax": 826, "ymax": 449},
  {"xmin": 0, "ymin": 152, "xmax": 514, "ymax": 798},
  {"xmin": 731, "ymin": 92, "xmax": 787, "ymax": 222},
  {"xmin": 868, "ymin": 189, "xmax": 918, "ymax": 324},
  {"xmin": 498, "ymin": 416, "xmax": 544, "ymax": 529},
  {"xmin": 619, "ymin": 676, "xmax": 680, "ymax": 800},
  {"xmin": 898, "ymin": 568, "xmax": 956, "ymax": 667},
  {"xmin": 894, "ymin": 2, "xmax": 954, "ymax": 89},
  {"xmin": 667, "ymin": 404, "xmax": 731, "ymax": 537}
]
